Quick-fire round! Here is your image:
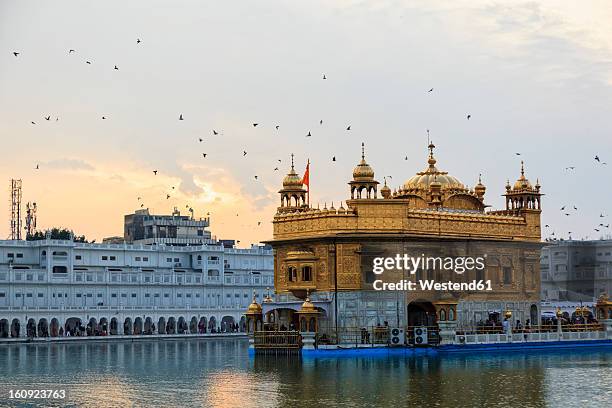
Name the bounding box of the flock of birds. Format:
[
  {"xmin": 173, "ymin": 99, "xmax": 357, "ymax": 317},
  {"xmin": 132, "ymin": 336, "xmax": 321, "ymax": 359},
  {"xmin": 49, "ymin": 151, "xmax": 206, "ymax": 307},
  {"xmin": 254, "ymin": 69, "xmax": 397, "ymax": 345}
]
[{"xmin": 9, "ymin": 42, "xmax": 609, "ymax": 242}]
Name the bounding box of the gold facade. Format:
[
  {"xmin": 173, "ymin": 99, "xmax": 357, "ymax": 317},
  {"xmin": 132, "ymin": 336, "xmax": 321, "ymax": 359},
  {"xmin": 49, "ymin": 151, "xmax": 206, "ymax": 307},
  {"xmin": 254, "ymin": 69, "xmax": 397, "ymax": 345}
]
[{"xmin": 269, "ymin": 142, "xmax": 543, "ymax": 310}]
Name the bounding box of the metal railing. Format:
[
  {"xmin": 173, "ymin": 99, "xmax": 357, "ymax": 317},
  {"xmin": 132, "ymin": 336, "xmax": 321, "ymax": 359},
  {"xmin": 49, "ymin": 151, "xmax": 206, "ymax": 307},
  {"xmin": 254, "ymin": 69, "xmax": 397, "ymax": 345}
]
[{"xmin": 253, "ymin": 331, "xmax": 301, "ymax": 349}]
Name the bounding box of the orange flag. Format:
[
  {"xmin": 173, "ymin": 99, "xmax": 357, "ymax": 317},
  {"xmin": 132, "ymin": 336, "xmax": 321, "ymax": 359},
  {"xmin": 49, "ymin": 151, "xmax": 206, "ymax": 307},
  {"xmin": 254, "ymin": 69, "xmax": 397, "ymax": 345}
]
[{"xmin": 302, "ymin": 160, "xmax": 310, "ymax": 188}]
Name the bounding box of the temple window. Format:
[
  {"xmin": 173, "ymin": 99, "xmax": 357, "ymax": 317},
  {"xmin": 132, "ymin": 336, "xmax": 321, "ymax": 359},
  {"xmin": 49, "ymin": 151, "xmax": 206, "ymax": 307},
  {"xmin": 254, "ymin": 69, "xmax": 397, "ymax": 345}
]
[
  {"xmin": 288, "ymin": 266, "xmax": 297, "ymax": 282},
  {"xmin": 503, "ymin": 267, "xmax": 512, "ymax": 285},
  {"xmin": 301, "ymin": 266, "xmax": 312, "ymax": 281}
]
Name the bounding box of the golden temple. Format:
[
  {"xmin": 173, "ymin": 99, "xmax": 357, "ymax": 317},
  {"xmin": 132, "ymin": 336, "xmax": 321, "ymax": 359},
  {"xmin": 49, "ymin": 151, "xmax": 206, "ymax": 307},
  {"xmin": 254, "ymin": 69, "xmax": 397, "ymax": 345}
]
[{"xmin": 261, "ymin": 142, "xmax": 544, "ymax": 334}]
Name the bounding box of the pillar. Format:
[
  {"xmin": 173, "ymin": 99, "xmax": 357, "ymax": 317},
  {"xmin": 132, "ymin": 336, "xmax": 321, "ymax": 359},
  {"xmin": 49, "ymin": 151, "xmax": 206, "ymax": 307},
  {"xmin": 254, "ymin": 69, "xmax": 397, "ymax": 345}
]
[
  {"xmin": 600, "ymin": 319, "xmax": 612, "ymax": 340},
  {"xmin": 301, "ymin": 332, "xmax": 316, "ymax": 350},
  {"xmin": 117, "ymin": 318, "xmax": 124, "ymax": 335}
]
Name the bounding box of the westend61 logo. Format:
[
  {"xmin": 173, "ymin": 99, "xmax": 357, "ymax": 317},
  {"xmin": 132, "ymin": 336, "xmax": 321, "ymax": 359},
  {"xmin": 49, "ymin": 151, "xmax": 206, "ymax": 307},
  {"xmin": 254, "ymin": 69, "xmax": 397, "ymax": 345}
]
[{"xmin": 371, "ymin": 254, "xmax": 493, "ymax": 292}]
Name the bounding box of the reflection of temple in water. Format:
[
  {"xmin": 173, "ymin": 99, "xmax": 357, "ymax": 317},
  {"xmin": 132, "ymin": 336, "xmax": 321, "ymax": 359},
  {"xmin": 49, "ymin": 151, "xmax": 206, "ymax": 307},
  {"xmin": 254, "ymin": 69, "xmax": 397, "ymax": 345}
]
[{"xmin": 259, "ymin": 142, "xmax": 544, "ymax": 334}]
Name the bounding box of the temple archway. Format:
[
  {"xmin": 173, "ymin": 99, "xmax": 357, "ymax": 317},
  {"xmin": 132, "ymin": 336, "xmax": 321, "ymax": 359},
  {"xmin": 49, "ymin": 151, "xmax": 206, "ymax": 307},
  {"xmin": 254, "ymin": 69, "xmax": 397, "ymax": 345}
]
[
  {"xmin": 11, "ymin": 318, "xmax": 20, "ymax": 338},
  {"xmin": 208, "ymin": 316, "xmax": 217, "ymax": 332},
  {"xmin": 198, "ymin": 317, "xmax": 207, "ymax": 334},
  {"xmin": 87, "ymin": 318, "xmax": 97, "ymax": 336},
  {"xmin": 99, "ymin": 318, "xmax": 108, "ymax": 335},
  {"xmin": 221, "ymin": 316, "xmax": 235, "ymax": 332},
  {"xmin": 134, "ymin": 317, "xmax": 143, "ymax": 335},
  {"xmin": 110, "ymin": 318, "xmax": 118, "ymax": 335},
  {"xmin": 124, "ymin": 317, "xmax": 133, "ymax": 335},
  {"xmin": 0, "ymin": 319, "xmax": 9, "ymax": 338},
  {"xmin": 65, "ymin": 317, "xmax": 81, "ymax": 336},
  {"xmin": 189, "ymin": 316, "xmax": 198, "ymax": 334},
  {"xmin": 144, "ymin": 317, "xmax": 153, "ymax": 334},
  {"xmin": 158, "ymin": 317, "xmax": 166, "ymax": 334},
  {"xmin": 177, "ymin": 317, "xmax": 187, "ymax": 334},
  {"xmin": 50, "ymin": 318, "xmax": 60, "ymax": 337},
  {"xmin": 167, "ymin": 317, "xmax": 176, "ymax": 334},
  {"xmin": 27, "ymin": 318, "xmax": 37, "ymax": 337},
  {"xmin": 407, "ymin": 301, "xmax": 436, "ymax": 327}
]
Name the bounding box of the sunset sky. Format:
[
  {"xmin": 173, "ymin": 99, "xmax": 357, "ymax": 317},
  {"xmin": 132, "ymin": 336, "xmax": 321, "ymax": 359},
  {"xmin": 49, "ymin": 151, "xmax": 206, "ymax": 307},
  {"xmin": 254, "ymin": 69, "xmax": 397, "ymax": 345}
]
[{"xmin": 1, "ymin": 1, "xmax": 612, "ymax": 246}]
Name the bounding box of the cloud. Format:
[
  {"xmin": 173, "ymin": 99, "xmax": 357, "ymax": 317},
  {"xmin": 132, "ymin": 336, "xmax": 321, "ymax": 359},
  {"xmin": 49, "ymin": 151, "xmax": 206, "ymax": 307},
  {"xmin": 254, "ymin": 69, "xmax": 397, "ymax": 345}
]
[{"xmin": 41, "ymin": 158, "xmax": 95, "ymax": 171}]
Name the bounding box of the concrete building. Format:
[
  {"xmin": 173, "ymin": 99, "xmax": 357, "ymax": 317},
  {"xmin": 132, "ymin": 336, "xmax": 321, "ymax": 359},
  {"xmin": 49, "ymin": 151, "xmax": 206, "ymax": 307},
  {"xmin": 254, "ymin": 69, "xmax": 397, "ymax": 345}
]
[
  {"xmin": 0, "ymin": 237, "xmax": 273, "ymax": 338},
  {"xmin": 124, "ymin": 208, "xmax": 212, "ymax": 246},
  {"xmin": 541, "ymin": 239, "xmax": 612, "ymax": 302}
]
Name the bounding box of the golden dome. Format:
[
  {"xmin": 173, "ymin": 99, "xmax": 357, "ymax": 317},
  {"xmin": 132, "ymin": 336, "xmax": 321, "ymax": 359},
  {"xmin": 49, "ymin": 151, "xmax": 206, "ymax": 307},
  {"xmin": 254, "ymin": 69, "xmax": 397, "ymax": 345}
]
[
  {"xmin": 246, "ymin": 292, "xmax": 262, "ymax": 314},
  {"xmin": 513, "ymin": 161, "xmax": 533, "ymax": 190},
  {"xmin": 352, "ymin": 143, "xmax": 375, "ymax": 181},
  {"xmin": 381, "ymin": 177, "xmax": 391, "ymax": 198},
  {"xmin": 298, "ymin": 296, "xmax": 319, "ymax": 314},
  {"xmin": 282, "ymin": 154, "xmax": 304, "ymax": 189},
  {"xmin": 402, "ymin": 143, "xmax": 467, "ymax": 191}
]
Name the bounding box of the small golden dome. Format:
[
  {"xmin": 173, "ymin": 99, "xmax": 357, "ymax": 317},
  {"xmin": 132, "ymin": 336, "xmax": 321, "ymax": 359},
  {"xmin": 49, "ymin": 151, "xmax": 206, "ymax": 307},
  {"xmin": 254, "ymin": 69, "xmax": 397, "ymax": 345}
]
[
  {"xmin": 475, "ymin": 174, "xmax": 486, "ymax": 192},
  {"xmin": 246, "ymin": 292, "xmax": 262, "ymax": 314},
  {"xmin": 381, "ymin": 177, "xmax": 392, "ymax": 198},
  {"xmin": 299, "ymin": 296, "xmax": 318, "ymax": 313},
  {"xmin": 353, "ymin": 142, "xmax": 375, "ymax": 181},
  {"xmin": 513, "ymin": 161, "xmax": 533, "ymax": 190},
  {"xmin": 282, "ymin": 154, "xmax": 304, "ymax": 189}
]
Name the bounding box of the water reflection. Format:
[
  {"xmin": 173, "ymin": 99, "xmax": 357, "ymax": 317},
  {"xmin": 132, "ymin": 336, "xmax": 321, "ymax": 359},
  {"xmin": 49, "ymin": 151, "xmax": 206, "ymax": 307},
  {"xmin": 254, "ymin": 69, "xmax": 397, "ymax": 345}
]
[{"xmin": 0, "ymin": 340, "xmax": 611, "ymax": 407}]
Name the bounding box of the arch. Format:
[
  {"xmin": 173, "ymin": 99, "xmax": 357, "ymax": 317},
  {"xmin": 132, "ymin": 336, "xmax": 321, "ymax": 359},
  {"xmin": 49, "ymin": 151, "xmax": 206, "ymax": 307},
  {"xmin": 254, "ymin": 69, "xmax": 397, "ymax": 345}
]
[
  {"xmin": 177, "ymin": 317, "xmax": 187, "ymax": 334},
  {"xmin": 239, "ymin": 316, "xmax": 246, "ymax": 332},
  {"xmin": 123, "ymin": 317, "xmax": 133, "ymax": 335},
  {"xmin": 158, "ymin": 317, "xmax": 167, "ymax": 334},
  {"xmin": 208, "ymin": 316, "xmax": 217, "ymax": 332},
  {"xmin": 439, "ymin": 308, "xmax": 447, "ymax": 321},
  {"xmin": 37, "ymin": 318, "xmax": 49, "ymax": 337},
  {"xmin": 27, "ymin": 318, "xmax": 37, "ymax": 337},
  {"xmin": 189, "ymin": 316, "xmax": 198, "ymax": 334},
  {"xmin": 99, "ymin": 318, "xmax": 108, "ymax": 335},
  {"xmin": 11, "ymin": 318, "xmax": 20, "ymax": 338},
  {"xmin": 0, "ymin": 319, "xmax": 9, "ymax": 338},
  {"xmin": 288, "ymin": 266, "xmax": 297, "ymax": 282},
  {"xmin": 134, "ymin": 317, "xmax": 143, "ymax": 335},
  {"xmin": 166, "ymin": 317, "xmax": 176, "ymax": 334},
  {"xmin": 443, "ymin": 194, "xmax": 484, "ymax": 211},
  {"xmin": 110, "ymin": 318, "xmax": 119, "ymax": 335},
  {"xmin": 407, "ymin": 301, "xmax": 436, "ymax": 327},
  {"xmin": 144, "ymin": 317, "xmax": 154, "ymax": 335},
  {"xmin": 50, "ymin": 318, "xmax": 60, "ymax": 337},
  {"xmin": 87, "ymin": 318, "xmax": 98, "ymax": 336},
  {"xmin": 221, "ymin": 316, "xmax": 235, "ymax": 332},
  {"xmin": 198, "ymin": 317, "xmax": 207, "ymax": 334},
  {"xmin": 65, "ymin": 317, "xmax": 82, "ymax": 336}
]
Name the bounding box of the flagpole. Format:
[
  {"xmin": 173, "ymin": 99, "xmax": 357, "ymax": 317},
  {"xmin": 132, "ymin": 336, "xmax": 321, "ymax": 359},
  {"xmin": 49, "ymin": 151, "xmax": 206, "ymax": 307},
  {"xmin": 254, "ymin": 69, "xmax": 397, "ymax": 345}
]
[{"xmin": 307, "ymin": 159, "xmax": 310, "ymax": 207}]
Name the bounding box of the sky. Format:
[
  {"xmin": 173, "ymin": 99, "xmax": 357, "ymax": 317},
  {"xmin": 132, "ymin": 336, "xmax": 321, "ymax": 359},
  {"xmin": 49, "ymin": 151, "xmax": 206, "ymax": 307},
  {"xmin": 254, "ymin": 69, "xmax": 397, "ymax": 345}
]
[{"xmin": 1, "ymin": 0, "xmax": 612, "ymax": 245}]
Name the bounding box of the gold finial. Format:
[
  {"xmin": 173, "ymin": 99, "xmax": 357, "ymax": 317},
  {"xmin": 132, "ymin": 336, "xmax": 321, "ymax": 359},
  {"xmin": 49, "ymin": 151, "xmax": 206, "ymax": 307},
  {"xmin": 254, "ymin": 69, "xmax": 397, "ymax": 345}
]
[
  {"xmin": 290, "ymin": 153, "xmax": 295, "ymax": 171},
  {"xmin": 427, "ymin": 140, "xmax": 436, "ymax": 167},
  {"xmin": 520, "ymin": 160, "xmax": 525, "ymax": 177},
  {"xmin": 361, "ymin": 142, "xmax": 365, "ymax": 160},
  {"xmin": 383, "ymin": 176, "xmax": 387, "ymax": 186},
  {"xmin": 478, "ymin": 173, "xmax": 482, "ymax": 184}
]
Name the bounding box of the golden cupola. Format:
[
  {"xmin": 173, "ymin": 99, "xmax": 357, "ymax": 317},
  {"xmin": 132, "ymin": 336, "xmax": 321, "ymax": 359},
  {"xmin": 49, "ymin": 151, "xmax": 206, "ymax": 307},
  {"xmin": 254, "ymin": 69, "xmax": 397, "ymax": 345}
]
[
  {"xmin": 401, "ymin": 143, "xmax": 467, "ymax": 193},
  {"xmin": 504, "ymin": 161, "xmax": 543, "ymax": 211},
  {"xmin": 381, "ymin": 177, "xmax": 392, "ymax": 199},
  {"xmin": 349, "ymin": 143, "xmax": 379, "ymax": 199},
  {"xmin": 474, "ymin": 174, "xmax": 486, "ymax": 201},
  {"xmin": 278, "ymin": 154, "xmax": 308, "ymax": 213}
]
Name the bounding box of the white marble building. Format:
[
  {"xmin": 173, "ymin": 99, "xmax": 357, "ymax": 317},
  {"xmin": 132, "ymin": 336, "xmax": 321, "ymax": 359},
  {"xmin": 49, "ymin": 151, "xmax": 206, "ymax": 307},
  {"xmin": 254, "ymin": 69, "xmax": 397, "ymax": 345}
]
[{"xmin": 0, "ymin": 239, "xmax": 273, "ymax": 338}]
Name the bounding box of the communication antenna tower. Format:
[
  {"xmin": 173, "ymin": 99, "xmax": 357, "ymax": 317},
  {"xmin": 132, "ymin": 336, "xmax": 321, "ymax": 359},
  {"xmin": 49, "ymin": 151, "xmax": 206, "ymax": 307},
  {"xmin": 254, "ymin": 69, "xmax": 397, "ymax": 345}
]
[
  {"xmin": 10, "ymin": 179, "xmax": 22, "ymax": 240},
  {"xmin": 25, "ymin": 201, "xmax": 37, "ymax": 237}
]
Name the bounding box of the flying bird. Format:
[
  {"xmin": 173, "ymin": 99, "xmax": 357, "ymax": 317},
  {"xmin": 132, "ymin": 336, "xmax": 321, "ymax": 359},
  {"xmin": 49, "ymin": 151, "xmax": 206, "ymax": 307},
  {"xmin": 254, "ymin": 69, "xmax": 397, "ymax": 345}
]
[
  {"xmin": 153, "ymin": 170, "xmax": 158, "ymax": 175},
  {"xmin": 595, "ymin": 155, "xmax": 600, "ymax": 162},
  {"xmin": 515, "ymin": 153, "xmax": 521, "ymax": 156},
  {"xmin": 35, "ymin": 164, "xmax": 39, "ymax": 170},
  {"xmin": 346, "ymin": 125, "xmax": 351, "ymax": 131},
  {"xmin": 560, "ymin": 206, "xmax": 565, "ymax": 211},
  {"xmin": 45, "ymin": 116, "xmax": 50, "ymax": 121},
  {"xmin": 212, "ymin": 130, "xmax": 218, "ymax": 135},
  {"xmin": 31, "ymin": 121, "xmax": 36, "ymax": 125},
  {"xmin": 86, "ymin": 61, "xmax": 91, "ymax": 64},
  {"xmin": 323, "ymin": 74, "xmax": 327, "ymax": 79},
  {"xmin": 136, "ymin": 38, "xmax": 141, "ymax": 44},
  {"xmin": 202, "ymin": 153, "xmax": 207, "ymax": 158},
  {"xmin": 274, "ymin": 167, "xmax": 279, "ymax": 171},
  {"xmin": 405, "ymin": 156, "xmax": 408, "ymax": 160},
  {"xmin": 252, "ymin": 123, "xmax": 258, "ymax": 127},
  {"xmin": 428, "ymin": 88, "xmax": 433, "ymax": 92},
  {"xmin": 179, "ymin": 114, "xmax": 183, "ymax": 120},
  {"xmin": 102, "ymin": 116, "xmax": 107, "ymax": 120},
  {"xmin": 257, "ymin": 222, "xmax": 261, "ymax": 226},
  {"xmin": 69, "ymin": 49, "xmax": 75, "ymax": 54},
  {"xmin": 467, "ymin": 115, "xmax": 471, "ymax": 120},
  {"xmin": 166, "ymin": 194, "xmax": 170, "ymax": 199},
  {"xmin": 565, "ymin": 166, "xmax": 575, "ymax": 170},
  {"xmin": 114, "ymin": 65, "xmax": 119, "ymax": 70},
  {"xmin": 254, "ymin": 176, "xmax": 258, "ymax": 180},
  {"xmin": 306, "ymin": 131, "xmax": 311, "ymax": 137},
  {"xmin": 320, "ymin": 120, "xmax": 323, "ymax": 125},
  {"xmin": 243, "ymin": 151, "xmax": 247, "ymax": 156},
  {"xmin": 198, "ymin": 138, "xmax": 203, "ymax": 142},
  {"xmin": 275, "ymin": 125, "xmax": 279, "ymax": 130},
  {"xmin": 13, "ymin": 52, "xmax": 20, "ymax": 57},
  {"xmin": 137, "ymin": 197, "xmax": 141, "ymax": 200},
  {"xmin": 332, "ymin": 156, "xmax": 336, "ymax": 162}
]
